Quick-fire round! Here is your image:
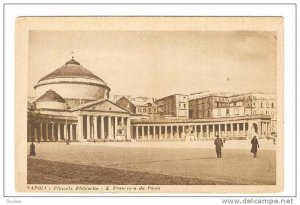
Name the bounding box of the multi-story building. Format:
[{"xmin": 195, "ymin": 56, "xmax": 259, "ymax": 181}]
[
  {"xmin": 155, "ymin": 94, "xmax": 189, "ymax": 119},
  {"xmin": 188, "ymin": 91, "xmax": 277, "ymax": 135},
  {"xmin": 189, "ymin": 92, "xmax": 234, "ymax": 118},
  {"xmin": 116, "ymin": 96, "xmax": 158, "ymax": 119},
  {"xmin": 240, "ymin": 91, "xmax": 277, "ymax": 133}
]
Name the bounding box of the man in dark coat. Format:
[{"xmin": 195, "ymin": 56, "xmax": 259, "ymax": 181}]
[
  {"xmin": 251, "ymin": 136, "xmax": 259, "ymax": 158},
  {"xmin": 29, "ymin": 142, "xmax": 36, "ymax": 156},
  {"xmin": 214, "ymin": 135, "xmax": 224, "ymax": 158}
]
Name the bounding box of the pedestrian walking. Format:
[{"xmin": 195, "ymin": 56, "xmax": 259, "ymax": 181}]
[
  {"xmin": 214, "ymin": 135, "xmax": 224, "ymax": 158},
  {"xmin": 251, "ymin": 136, "xmax": 259, "ymax": 158}
]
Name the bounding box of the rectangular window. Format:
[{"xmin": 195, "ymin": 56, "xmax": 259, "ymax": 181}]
[{"xmin": 235, "ymin": 108, "xmax": 239, "ymax": 115}]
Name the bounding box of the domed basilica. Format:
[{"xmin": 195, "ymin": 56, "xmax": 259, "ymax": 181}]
[{"xmin": 27, "ymin": 58, "xmax": 131, "ymax": 142}]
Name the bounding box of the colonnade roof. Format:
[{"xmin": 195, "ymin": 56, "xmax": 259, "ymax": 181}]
[{"xmin": 131, "ymin": 115, "xmax": 271, "ymax": 124}]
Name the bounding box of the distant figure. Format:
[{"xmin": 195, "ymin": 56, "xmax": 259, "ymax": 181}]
[
  {"xmin": 29, "ymin": 142, "xmax": 36, "ymax": 156},
  {"xmin": 273, "ymin": 138, "xmax": 276, "ymax": 145},
  {"xmin": 66, "ymin": 138, "xmax": 70, "ymax": 145},
  {"xmin": 251, "ymin": 136, "xmax": 259, "ymax": 157},
  {"xmin": 214, "ymin": 135, "xmax": 224, "ymax": 158}
]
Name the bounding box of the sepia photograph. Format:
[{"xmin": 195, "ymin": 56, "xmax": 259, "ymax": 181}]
[{"xmin": 14, "ymin": 16, "xmax": 284, "ymax": 193}]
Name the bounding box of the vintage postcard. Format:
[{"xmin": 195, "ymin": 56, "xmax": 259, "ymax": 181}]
[{"xmin": 15, "ymin": 17, "xmax": 283, "ymax": 193}]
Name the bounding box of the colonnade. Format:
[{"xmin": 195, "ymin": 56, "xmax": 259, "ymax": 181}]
[
  {"xmin": 27, "ymin": 120, "xmax": 76, "ymax": 142},
  {"xmin": 27, "ymin": 117, "xmax": 272, "ymax": 142},
  {"xmin": 132, "ymin": 120, "xmax": 272, "ymax": 141}
]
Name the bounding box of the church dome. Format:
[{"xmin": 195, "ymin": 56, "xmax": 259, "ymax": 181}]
[
  {"xmin": 36, "ymin": 89, "xmax": 65, "ymax": 103},
  {"xmin": 36, "ymin": 89, "xmax": 66, "ymax": 110},
  {"xmin": 34, "ymin": 58, "xmax": 110, "ymax": 101},
  {"xmin": 37, "ymin": 58, "xmax": 108, "ymax": 86}
]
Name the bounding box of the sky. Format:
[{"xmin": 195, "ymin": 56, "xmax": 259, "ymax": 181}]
[{"xmin": 28, "ymin": 30, "xmax": 277, "ymax": 98}]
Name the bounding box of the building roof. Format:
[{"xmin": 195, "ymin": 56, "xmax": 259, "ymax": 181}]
[
  {"xmin": 38, "ymin": 58, "xmax": 107, "ymax": 85},
  {"xmin": 36, "ymin": 89, "xmax": 65, "ymax": 103}
]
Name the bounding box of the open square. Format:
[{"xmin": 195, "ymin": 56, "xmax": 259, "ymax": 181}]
[{"xmin": 27, "ymin": 139, "xmax": 276, "ymax": 185}]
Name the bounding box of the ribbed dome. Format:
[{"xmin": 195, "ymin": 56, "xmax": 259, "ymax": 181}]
[
  {"xmin": 36, "ymin": 89, "xmax": 65, "ymax": 103},
  {"xmin": 38, "ymin": 58, "xmax": 106, "ymax": 84}
]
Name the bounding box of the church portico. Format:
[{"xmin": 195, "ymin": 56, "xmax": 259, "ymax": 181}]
[
  {"xmin": 71, "ymin": 99, "xmax": 131, "ymax": 142},
  {"xmin": 76, "ymin": 114, "xmax": 130, "ymax": 141}
]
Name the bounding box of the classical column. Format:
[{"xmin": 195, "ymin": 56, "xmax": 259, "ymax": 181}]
[
  {"xmin": 231, "ymin": 123, "xmax": 234, "ymax": 138},
  {"xmin": 51, "ymin": 123, "xmax": 55, "ymax": 141},
  {"xmin": 57, "ymin": 124, "xmax": 61, "ymax": 141},
  {"xmin": 159, "ymin": 126, "xmax": 162, "ymax": 140},
  {"xmin": 70, "ymin": 124, "xmax": 73, "ymax": 140},
  {"xmin": 171, "ymin": 125, "xmax": 176, "ymax": 139},
  {"xmin": 153, "ymin": 126, "xmax": 156, "ymax": 139},
  {"xmin": 135, "ymin": 126, "xmax": 139, "ymax": 139},
  {"xmin": 86, "ymin": 116, "xmax": 91, "ymax": 139},
  {"xmin": 224, "ymin": 124, "xmax": 227, "ymax": 138},
  {"xmin": 200, "ymin": 125, "xmax": 203, "ymax": 138},
  {"xmin": 243, "ymin": 123, "xmax": 246, "ymax": 137},
  {"xmin": 46, "ymin": 123, "xmax": 50, "ymax": 141},
  {"xmin": 40, "ymin": 122, "xmax": 43, "ymax": 141},
  {"xmin": 194, "ymin": 125, "xmax": 197, "ymax": 138},
  {"xmin": 248, "ymin": 122, "xmax": 252, "ymax": 138},
  {"xmin": 237, "ymin": 123, "xmax": 240, "ymax": 137},
  {"xmin": 146, "ymin": 126, "xmax": 150, "ymax": 140},
  {"xmin": 101, "ymin": 116, "xmax": 105, "ymax": 139},
  {"xmin": 94, "ymin": 116, "xmax": 98, "ymax": 140},
  {"xmin": 77, "ymin": 115, "xmax": 83, "ymax": 140},
  {"xmin": 126, "ymin": 117, "xmax": 131, "ymax": 140},
  {"xmin": 114, "ymin": 117, "xmax": 117, "ymax": 139},
  {"xmin": 257, "ymin": 121, "xmax": 261, "ymax": 138},
  {"xmin": 206, "ymin": 124, "xmax": 209, "ymax": 138},
  {"xmin": 212, "ymin": 124, "xmax": 215, "ymax": 137},
  {"xmin": 142, "ymin": 126, "xmax": 145, "ymax": 140},
  {"xmin": 64, "ymin": 124, "xmax": 67, "ymax": 140},
  {"xmin": 165, "ymin": 126, "xmax": 168, "ymax": 139},
  {"xmin": 34, "ymin": 125, "xmax": 37, "ymax": 142},
  {"xmin": 218, "ymin": 124, "xmax": 221, "ymax": 137},
  {"xmin": 108, "ymin": 116, "xmax": 112, "ymax": 139}
]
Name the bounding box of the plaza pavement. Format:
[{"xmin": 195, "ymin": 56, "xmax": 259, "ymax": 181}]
[{"xmin": 27, "ymin": 139, "xmax": 276, "ymax": 185}]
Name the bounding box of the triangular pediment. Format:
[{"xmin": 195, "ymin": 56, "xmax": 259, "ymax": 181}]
[{"xmin": 74, "ymin": 99, "xmax": 129, "ymax": 113}]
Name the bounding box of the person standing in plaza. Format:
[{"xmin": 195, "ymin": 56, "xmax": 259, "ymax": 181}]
[
  {"xmin": 251, "ymin": 135, "xmax": 260, "ymax": 158},
  {"xmin": 214, "ymin": 135, "xmax": 223, "ymax": 158}
]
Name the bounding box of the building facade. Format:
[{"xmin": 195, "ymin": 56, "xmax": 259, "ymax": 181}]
[
  {"xmin": 116, "ymin": 96, "xmax": 158, "ymax": 119},
  {"xmin": 155, "ymin": 94, "xmax": 189, "ymax": 119},
  {"xmin": 188, "ymin": 91, "xmax": 277, "ymax": 136}
]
